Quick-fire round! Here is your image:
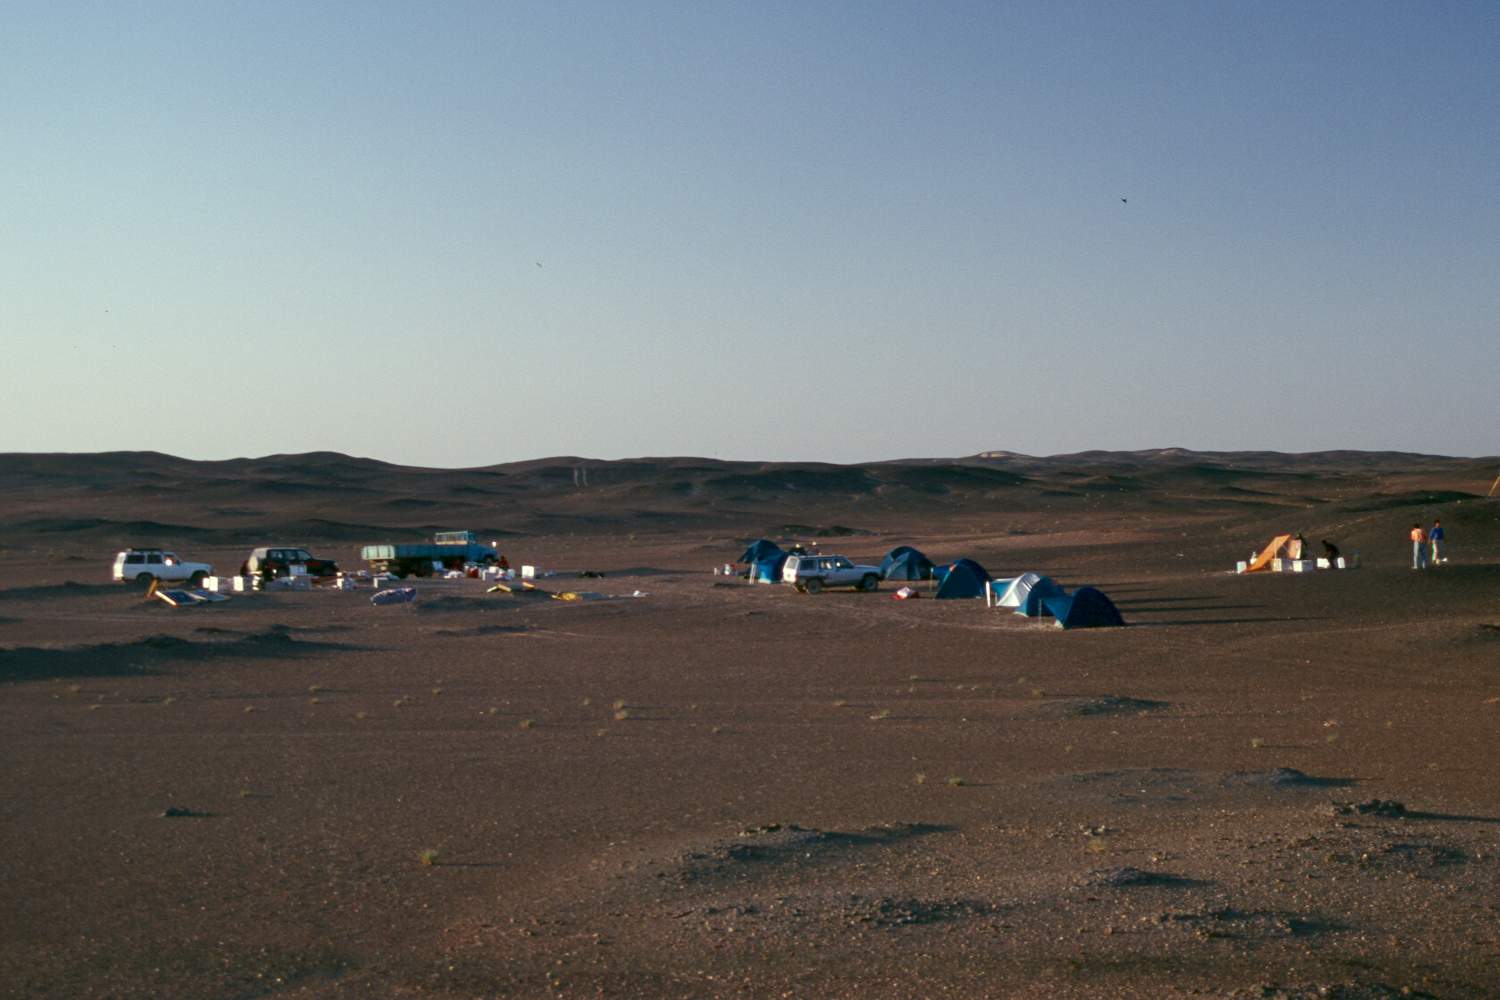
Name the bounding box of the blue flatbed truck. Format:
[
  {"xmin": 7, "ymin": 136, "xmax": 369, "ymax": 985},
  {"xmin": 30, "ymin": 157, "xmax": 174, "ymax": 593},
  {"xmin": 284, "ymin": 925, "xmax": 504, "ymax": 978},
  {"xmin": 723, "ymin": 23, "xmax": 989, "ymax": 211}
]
[{"xmin": 360, "ymin": 531, "xmax": 501, "ymax": 578}]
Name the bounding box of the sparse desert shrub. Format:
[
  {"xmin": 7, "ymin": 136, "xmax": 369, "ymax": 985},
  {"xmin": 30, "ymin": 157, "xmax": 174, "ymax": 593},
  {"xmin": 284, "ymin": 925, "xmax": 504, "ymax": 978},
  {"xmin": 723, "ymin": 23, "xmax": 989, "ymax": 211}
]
[
  {"xmin": 611, "ymin": 699, "xmax": 627, "ymax": 711},
  {"xmin": 914, "ymin": 773, "xmax": 927, "ymax": 785},
  {"xmin": 613, "ymin": 709, "xmax": 631, "ymax": 721},
  {"xmin": 418, "ymin": 849, "xmax": 440, "ymax": 867},
  {"xmin": 946, "ymin": 776, "xmax": 966, "ymax": 787},
  {"xmin": 869, "ymin": 708, "xmax": 892, "ymax": 721},
  {"xmin": 519, "ymin": 718, "xmax": 536, "ymax": 730},
  {"xmin": 1249, "ymin": 737, "xmax": 1265, "ymax": 749},
  {"xmin": 832, "ymin": 699, "xmax": 848, "ymax": 708}
]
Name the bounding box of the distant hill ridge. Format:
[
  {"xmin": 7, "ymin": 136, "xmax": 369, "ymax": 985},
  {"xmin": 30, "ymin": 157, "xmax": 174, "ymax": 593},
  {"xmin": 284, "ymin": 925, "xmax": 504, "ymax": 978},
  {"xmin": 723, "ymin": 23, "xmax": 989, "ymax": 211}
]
[{"xmin": 2, "ymin": 447, "xmax": 1491, "ymax": 479}]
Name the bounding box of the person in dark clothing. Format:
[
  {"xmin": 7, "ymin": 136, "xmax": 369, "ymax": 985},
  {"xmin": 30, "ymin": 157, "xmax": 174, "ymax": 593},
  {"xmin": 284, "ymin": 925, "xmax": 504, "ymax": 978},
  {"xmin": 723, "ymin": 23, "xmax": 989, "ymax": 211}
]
[{"xmin": 1321, "ymin": 539, "xmax": 1340, "ymax": 561}]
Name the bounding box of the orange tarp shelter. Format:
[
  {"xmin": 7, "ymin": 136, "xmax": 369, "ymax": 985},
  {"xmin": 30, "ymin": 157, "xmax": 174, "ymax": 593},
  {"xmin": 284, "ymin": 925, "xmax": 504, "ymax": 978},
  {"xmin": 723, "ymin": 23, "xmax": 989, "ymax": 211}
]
[{"xmin": 1245, "ymin": 534, "xmax": 1293, "ymax": 573}]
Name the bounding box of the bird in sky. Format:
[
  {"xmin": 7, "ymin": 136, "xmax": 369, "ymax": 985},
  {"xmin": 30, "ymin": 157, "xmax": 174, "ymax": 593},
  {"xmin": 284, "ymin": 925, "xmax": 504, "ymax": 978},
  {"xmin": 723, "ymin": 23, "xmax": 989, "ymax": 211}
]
[
  {"xmin": 536, "ymin": 262, "xmax": 543, "ymax": 268},
  {"xmin": 1120, "ymin": 198, "xmax": 1128, "ymax": 204}
]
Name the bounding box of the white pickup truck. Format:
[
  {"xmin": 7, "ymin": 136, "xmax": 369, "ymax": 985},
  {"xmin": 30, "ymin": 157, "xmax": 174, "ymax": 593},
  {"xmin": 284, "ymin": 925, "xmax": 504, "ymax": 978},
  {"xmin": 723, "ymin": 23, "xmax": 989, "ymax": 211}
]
[
  {"xmin": 781, "ymin": 554, "xmax": 882, "ymax": 594},
  {"xmin": 112, "ymin": 548, "xmax": 213, "ymax": 586}
]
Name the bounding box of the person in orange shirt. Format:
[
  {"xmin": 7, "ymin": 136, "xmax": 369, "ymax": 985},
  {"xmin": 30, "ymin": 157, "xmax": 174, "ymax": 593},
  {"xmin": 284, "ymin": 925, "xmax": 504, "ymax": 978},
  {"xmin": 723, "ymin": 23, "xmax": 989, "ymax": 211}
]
[{"xmin": 1410, "ymin": 523, "xmax": 1428, "ymax": 570}]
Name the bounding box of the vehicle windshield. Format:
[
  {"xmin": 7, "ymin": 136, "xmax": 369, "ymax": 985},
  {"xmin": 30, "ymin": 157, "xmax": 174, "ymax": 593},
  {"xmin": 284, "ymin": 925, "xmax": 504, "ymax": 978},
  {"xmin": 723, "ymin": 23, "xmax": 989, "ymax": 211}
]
[
  {"xmin": 834, "ymin": 557, "xmax": 853, "ymax": 569},
  {"xmin": 292, "ymin": 550, "xmax": 312, "ymax": 561}
]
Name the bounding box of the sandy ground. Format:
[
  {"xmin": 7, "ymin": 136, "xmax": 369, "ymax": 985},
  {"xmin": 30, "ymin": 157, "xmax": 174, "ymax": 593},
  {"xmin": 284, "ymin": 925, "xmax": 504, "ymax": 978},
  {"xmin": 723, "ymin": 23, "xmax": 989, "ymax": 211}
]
[{"xmin": 3, "ymin": 453, "xmax": 1499, "ymax": 998}]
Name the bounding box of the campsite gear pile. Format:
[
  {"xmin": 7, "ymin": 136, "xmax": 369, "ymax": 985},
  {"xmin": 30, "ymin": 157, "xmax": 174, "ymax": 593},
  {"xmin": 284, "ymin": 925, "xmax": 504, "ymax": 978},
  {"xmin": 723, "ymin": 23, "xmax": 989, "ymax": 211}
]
[
  {"xmin": 1237, "ymin": 535, "xmax": 1359, "ymax": 574},
  {"xmin": 370, "ymin": 586, "xmax": 417, "ymax": 606}
]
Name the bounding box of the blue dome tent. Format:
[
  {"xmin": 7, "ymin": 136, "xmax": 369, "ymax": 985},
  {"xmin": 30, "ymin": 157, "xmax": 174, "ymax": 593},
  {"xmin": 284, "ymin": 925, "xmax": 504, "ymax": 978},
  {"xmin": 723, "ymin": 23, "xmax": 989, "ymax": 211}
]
[
  {"xmin": 1041, "ymin": 587, "xmax": 1126, "ymax": 629},
  {"xmin": 880, "ymin": 546, "xmax": 935, "ymax": 581},
  {"xmin": 934, "ymin": 558, "xmax": 990, "ymax": 599}
]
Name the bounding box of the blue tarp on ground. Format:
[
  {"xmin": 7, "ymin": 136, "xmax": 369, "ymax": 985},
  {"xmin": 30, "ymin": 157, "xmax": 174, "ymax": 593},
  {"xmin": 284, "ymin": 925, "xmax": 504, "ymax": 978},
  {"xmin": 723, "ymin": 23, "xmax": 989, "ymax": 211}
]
[
  {"xmin": 1041, "ymin": 586, "xmax": 1126, "ymax": 629},
  {"xmin": 880, "ymin": 546, "xmax": 935, "ymax": 581},
  {"xmin": 935, "ymin": 558, "xmax": 991, "ymax": 599}
]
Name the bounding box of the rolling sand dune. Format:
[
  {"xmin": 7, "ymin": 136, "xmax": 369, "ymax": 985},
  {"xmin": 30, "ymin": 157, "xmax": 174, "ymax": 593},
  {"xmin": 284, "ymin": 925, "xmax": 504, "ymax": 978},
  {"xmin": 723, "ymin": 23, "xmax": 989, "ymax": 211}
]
[{"xmin": 2, "ymin": 450, "xmax": 1499, "ymax": 998}]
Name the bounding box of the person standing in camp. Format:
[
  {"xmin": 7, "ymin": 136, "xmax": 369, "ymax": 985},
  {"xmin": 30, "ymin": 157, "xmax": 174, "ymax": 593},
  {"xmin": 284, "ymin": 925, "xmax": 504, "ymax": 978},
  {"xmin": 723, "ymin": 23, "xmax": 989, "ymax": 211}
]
[
  {"xmin": 1410, "ymin": 523, "xmax": 1428, "ymax": 570},
  {"xmin": 1430, "ymin": 519, "xmax": 1446, "ymax": 565}
]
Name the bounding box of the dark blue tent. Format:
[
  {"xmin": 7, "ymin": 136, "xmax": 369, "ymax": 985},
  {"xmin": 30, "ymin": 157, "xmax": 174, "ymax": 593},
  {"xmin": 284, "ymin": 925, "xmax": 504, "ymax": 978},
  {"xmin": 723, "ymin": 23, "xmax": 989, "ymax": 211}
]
[
  {"xmin": 880, "ymin": 546, "xmax": 934, "ymax": 581},
  {"xmin": 1014, "ymin": 576, "xmax": 1066, "ymax": 617},
  {"xmin": 935, "ymin": 558, "xmax": 990, "ymax": 599},
  {"xmin": 1042, "ymin": 587, "xmax": 1126, "ymax": 629},
  {"xmin": 739, "ymin": 539, "xmax": 783, "ymax": 565}
]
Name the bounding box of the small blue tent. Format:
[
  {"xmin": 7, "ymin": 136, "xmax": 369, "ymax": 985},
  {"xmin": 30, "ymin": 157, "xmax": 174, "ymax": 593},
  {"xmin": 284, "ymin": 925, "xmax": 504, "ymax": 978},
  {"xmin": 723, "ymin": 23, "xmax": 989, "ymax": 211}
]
[
  {"xmin": 1041, "ymin": 587, "xmax": 1126, "ymax": 629},
  {"xmin": 935, "ymin": 558, "xmax": 990, "ymax": 599},
  {"xmin": 738, "ymin": 538, "xmax": 787, "ymax": 584},
  {"xmin": 880, "ymin": 546, "xmax": 934, "ymax": 581},
  {"xmin": 739, "ymin": 539, "xmax": 783, "ymax": 565},
  {"xmin": 749, "ymin": 554, "xmax": 788, "ymax": 583},
  {"xmin": 1014, "ymin": 575, "xmax": 1066, "ymax": 617}
]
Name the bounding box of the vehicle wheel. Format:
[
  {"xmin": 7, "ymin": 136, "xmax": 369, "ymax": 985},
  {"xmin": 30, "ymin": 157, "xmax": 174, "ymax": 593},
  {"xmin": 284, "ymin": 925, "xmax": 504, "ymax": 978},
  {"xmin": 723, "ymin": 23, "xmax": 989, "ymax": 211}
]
[
  {"xmin": 189, "ymin": 571, "xmax": 207, "ymax": 586},
  {"xmin": 860, "ymin": 574, "xmax": 879, "ymax": 592},
  {"xmin": 804, "ymin": 578, "xmax": 823, "ymax": 595},
  {"xmin": 135, "ymin": 572, "xmax": 155, "ymax": 586}
]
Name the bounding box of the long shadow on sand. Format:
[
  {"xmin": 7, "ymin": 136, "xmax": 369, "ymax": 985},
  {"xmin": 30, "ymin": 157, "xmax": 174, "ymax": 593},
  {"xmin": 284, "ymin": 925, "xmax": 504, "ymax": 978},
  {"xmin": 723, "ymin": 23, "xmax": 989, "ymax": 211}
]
[
  {"xmin": 1400, "ymin": 810, "xmax": 1500, "ymax": 824},
  {"xmin": 1120, "ymin": 603, "xmax": 1266, "ymax": 614},
  {"xmin": 0, "ymin": 628, "xmax": 364, "ymax": 683},
  {"xmin": 0, "ymin": 581, "xmax": 124, "ymax": 601},
  {"xmin": 1130, "ymin": 616, "xmax": 1332, "ymax": 627}
]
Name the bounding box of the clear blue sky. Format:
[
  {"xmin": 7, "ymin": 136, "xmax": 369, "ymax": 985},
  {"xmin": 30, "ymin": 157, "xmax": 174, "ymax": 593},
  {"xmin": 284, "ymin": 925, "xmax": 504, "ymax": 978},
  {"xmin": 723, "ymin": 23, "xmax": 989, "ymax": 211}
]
[{"xmin": 4, "ymin": 1, "xmax": 1496, "ymax": 465}]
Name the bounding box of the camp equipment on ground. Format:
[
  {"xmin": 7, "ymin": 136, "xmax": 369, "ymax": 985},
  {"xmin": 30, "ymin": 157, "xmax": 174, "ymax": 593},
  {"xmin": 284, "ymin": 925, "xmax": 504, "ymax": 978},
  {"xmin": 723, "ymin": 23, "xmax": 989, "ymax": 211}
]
[{"xmin": 370, "ymin": 586, "xmax": 417, "ymax": 606}]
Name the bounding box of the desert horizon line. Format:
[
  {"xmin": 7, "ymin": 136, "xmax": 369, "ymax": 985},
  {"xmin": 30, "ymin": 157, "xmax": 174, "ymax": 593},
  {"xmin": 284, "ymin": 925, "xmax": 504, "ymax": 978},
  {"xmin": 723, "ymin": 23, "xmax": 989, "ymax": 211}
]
[{"xmin": 1, "ymin": 445, "xmax": 1497, "ymax": 472}]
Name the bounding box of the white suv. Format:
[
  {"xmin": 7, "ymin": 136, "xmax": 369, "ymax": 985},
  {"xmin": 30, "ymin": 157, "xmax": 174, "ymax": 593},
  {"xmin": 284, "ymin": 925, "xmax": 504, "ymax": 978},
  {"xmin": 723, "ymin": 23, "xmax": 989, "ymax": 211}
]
[
  {"xmin": 112, "ymin": 548, "xmax": 213, "ymax": 586},
  {"xmin": 781, "ymin": 554, "xmax": 882, "ymax": 594}
]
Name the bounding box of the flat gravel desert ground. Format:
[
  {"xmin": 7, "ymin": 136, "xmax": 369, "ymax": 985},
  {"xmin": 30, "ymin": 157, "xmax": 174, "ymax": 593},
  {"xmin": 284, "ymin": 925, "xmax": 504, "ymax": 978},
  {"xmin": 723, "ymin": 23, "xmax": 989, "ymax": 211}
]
[{"xmin": 3, "ymin": 451, "xmax": 1498, "ymax": 998}]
